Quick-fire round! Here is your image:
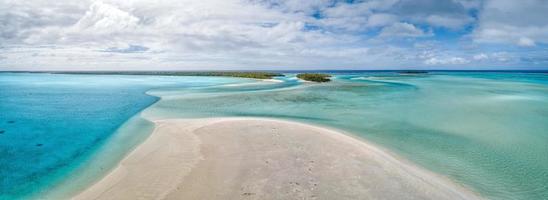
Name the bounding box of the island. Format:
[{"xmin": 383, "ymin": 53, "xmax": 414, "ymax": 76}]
[
  {"xmin": 397, "ymin": 70, "xmax": 429, "ymax": 75},
  {"xmin": 296, "ymin": 73, "xmax": 332, "ymax": 82}
]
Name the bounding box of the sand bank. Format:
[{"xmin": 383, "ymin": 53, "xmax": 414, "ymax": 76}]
[{"xmin": 73, "ymin": 118, "xmax": 480, "ymax": 200}]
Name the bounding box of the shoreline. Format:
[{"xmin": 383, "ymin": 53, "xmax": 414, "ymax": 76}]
[
  {"xmin": 72, "ymin": 117, "xmax": 481, "ymax": 200},
  {"xmin": 28, "ymin": 115, "xmax": 157, "ymax": 200}
]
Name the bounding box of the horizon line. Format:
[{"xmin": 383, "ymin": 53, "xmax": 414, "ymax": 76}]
[{"xmin": 2, "ymin": 69, "xmax": 548, "ymax": 73}]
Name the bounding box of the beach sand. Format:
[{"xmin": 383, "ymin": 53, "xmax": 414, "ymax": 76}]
[{"xmin": 73, "ymin": 118, "xmax": 480, "ymax": 200}]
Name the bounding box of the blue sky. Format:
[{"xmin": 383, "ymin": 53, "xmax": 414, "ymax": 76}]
[{"xmin": 1, "ymin": 0, "xmax": 547, "ymax": 70}]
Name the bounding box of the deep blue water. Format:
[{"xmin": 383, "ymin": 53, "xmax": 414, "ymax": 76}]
[{"xmin": 0, "ymin": 73, "xmax": 247, "ymax": 199}]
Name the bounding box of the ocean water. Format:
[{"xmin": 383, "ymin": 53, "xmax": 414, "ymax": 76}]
[
  {"xmin": 1, "ymin": 72, "xmax": 547, "ymax": 199},
  {"xmin": 0, "ymin": 73, "xmax": 249, "ymax": 199},
  {"xmin": 144, "ymin": 72, "xmax": 548, "ymax": 200}
]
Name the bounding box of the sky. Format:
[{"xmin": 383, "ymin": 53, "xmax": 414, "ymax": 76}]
[{"xmin": 1, "ymin": 0, "xmax": 548, "ymax": 71}]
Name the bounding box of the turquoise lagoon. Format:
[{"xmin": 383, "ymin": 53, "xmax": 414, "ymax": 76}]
[
  {"xmin": 0, "ymin": 73, "xmax": 250, "ymax": 199},
  {"xmin": 1, "ymin": 72, "xmax": 547, "ymax": 199}
]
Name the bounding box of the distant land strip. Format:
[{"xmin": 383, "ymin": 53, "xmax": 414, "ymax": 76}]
[{"xmin": 50, "ymin": 71, "xmax": 285, "ymax": 79}]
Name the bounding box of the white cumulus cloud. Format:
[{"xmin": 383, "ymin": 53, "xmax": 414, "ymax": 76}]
[{"xmin": 425, "ymin": 56, "xmax": 469, "ymax": 65}]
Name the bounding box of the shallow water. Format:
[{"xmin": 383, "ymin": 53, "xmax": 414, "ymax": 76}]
[
  {"xmin": 145, "ymin": 72, "xmax": 548, "ymax": 200},
  {"xmin": 1, "ymin": 72, "xmax": 547, "ymax": 199}
]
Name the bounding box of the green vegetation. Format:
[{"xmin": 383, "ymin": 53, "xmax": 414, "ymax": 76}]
[
  {"xmin": 296, "ymin": 73, "xmax": 331, "ymax": 82},
  {"xmin": 397, "ymin": 70, "xmax": 428, "ymax": 74},
  {"xmin": 52, "ymin": 71, "xmax": 284, "ymax": 79}
]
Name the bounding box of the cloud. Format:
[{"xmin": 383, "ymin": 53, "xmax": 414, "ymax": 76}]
[
  {"xmin": 473, "ymin": 53, "xmax": 488, "ymax": 60},
  {"xmin": 74, "ymin": 1, "xmax": 139, "ymax": 33},
  {"xmin": 425, "ymin": 15, "xmax": 472, "ymax": 30},
  {"xmin": 391, "ymin": 0, "xmax": 477, "ymax": 29},
  {"xmin": 367, "ymin": 13, "xmax": 399, "ymax": 27},
  {"xmin": 425, "ymin": 56, "xmax": 469, "ymax": 65},
  {"xmin": 379, "ymin": 22, "xmax": 430, "ymax": 37},
  {"xmin": 0, "ymin": 0, "xmax": 85, "ymax": 44},
  {"xmin": 473, "ymin": 0, "xmax": 548, "ymax": 46},
  {"xmin": 102, "ymin": 44, "xmax": 149, "ymax": 53},
  {"xmin": 307, "ymin": 0, "xmax": 398, "ymax": 32},
  {"xmin": 517, "ymin": 37, "xmax": 536, "ymax": 47},
  {"xmin": 1, "ymin": 0, "xmax": 380, "ymax": 70},
  {"xmin": 0, "ymin": 0, "xmax": 546, "ymax": 70}
]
